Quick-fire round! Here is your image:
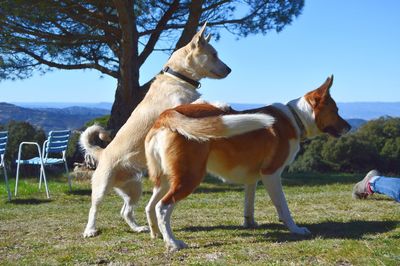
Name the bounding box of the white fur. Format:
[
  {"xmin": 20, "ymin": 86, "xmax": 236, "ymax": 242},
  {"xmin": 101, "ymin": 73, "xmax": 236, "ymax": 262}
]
[
  {"xmin": 243, "ymin": 183, "xmax": 258, "ymax": 228},
  {"xmin": 155, "ymin": 202, "xmax": 187, "ymax": 251},
  {"xmin": 79, "ymin": 124, "xmax": 107, "ymax": 159},
  {"xmin": 191, "ymin": 99, "xmax": 231, "ymax": 112},
  {"xmin": 82, "ymin": 24, "xmax": 231, "ymax": 238},
  {"xmin": 209, "ymin": 101, "xmax": 231, "ymax": 111},
  {"xmin": 222, "ymin": 113, "xmax": 275, "ymax": 137},
  {"xmin": 146, "ymin": 184, "xmax": 168, "ymax": 239},
  {"xmin": 287, "ymin": 97, "xmax": 320, "ymax": 138},
  {"xmin": 170, "ymin": 113, "xmax": 275, "ymax": 143}
]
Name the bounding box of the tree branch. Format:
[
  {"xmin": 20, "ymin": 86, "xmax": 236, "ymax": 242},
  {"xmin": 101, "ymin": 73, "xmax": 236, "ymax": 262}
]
[
  {"xmin": 15, "ymin": 46, "xmax": 119, "ymax": 78},
  {"xmin": 202, "ymin": 0, "xmax": 231, "ymax": 11},
  {"xmin": 138, "ymin": 0, "xmax": 180, "ymax": 66},
  {"xmin": 174, "ymin": 0, "xmax": 205, "ymax": 50}
]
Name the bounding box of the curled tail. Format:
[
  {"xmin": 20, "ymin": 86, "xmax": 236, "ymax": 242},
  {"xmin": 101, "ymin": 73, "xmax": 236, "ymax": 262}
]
[
  {"xmin": 79, "ymin": 124, "xmax": 112, "ymax": 161},
  {"xmin": 156, "ymin": 110, "xmax": 275, "ymax": 141}
]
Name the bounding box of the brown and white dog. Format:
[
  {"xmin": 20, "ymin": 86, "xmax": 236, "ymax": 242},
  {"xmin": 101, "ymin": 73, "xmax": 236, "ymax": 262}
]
[
  {"xmin": 144, "ymin": 76, "xmax": 351, "ymax": 250},
  {"xmin": 80, "ymin": 23, "xmax": 231, "ymax": 238}
]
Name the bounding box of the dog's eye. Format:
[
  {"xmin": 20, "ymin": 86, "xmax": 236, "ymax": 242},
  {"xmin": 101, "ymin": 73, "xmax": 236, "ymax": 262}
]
[{"xmin": 213, "ymin": 53, "xmax": 218, "ymax": 58}]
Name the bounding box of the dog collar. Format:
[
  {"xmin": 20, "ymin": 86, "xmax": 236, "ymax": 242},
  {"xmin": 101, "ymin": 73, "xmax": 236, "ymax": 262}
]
[
  {"xmin": 287, "ymin": 104, "xmax": 306, "ymax": 140},
  {"xmin": 163, "ymin": 66, "xmax": 201, "ymax": 89}
]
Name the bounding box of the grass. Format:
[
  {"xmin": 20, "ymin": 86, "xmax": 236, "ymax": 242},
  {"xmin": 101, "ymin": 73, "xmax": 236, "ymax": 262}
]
[{"xmin": 0, "ymin": 171, "xmax": 399, "ymax": 265}]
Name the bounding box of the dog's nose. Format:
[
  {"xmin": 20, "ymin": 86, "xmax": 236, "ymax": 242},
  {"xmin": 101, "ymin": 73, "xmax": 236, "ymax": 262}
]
[{"xmin": 226, "ymin": 66, "xmax": 232, "ymax": 74}]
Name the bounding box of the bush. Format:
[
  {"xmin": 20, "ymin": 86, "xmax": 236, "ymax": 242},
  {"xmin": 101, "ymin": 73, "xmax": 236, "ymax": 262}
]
[
  {"xmin": 0, "ymin": 121, "xmax": 46, "ymax": 174},
  {"xmin": 291, "ymin": 117, "xmax": 400, "ymax": 175},
  {"xmin": 84, "ymin": 115, "xmax": 110, "ymax": 128}
]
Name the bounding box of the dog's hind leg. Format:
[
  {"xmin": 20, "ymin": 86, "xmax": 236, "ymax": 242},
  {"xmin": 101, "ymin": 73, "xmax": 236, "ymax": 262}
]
[
  {"xmin": 115, "ymin": 175, "xmax": 149, "ymax": 233},
  {"xmin": 243, "ymin": 182, "xmax": 258, "ymax": 228},
  {"xmin": 156, "ymin": 171, "xmax": 206, "ymax": 251},
  {"xmin": 261, "ymin": 171, "xmax": 310, "ymax": 235},
  {"xmin": 145, "ymin": 177, "xmax": 169, "ymax": 239},
  {"xmin": 83, "ymin": 167, "xmax": 112, "ymax": 238}
]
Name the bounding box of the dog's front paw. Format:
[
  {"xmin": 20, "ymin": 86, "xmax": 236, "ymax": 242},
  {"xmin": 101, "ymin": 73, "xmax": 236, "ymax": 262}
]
[
  {"xmin": 133, "ymin": 225, "xmax": 149, "ymax": 233},
  {"xmin": 83, "ymin": 228, "xmax": 98, "ymax": 238},
  {"xmin": 166, "ymin": 239, "xmax": 188, "ymax": 252},
  {"xmin": 290, "ymin": 226, "xmax": 311, "ymax": 235}
]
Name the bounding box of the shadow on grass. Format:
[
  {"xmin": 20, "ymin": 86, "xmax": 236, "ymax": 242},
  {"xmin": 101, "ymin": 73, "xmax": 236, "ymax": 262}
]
[
  {"xmin": 189, "ymin": 173, "xmax": 364, "ymax": 195},
  {"xmin": 66, "ymin": 189, "xmax": 91, "ymax": 196},
  {"xmin": 9, "ymin": 198, "xmax": 52, "ymax": 205},
  {"xmin": 194, "ymin": 186, "xmax": 243, "ymax": 194},
  {"xmin": 282, "ymin": 172, "xmax": 362, "ymax": 187},
  {"xmin": 181, "ymin": 220, "xmax": 399, "ymax": 243}
]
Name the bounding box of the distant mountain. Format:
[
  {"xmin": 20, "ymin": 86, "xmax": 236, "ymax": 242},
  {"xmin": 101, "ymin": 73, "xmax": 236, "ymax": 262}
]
[
  {"xmin": 11, "ymin": 102, "xmax": 400, "ymax": 121},
  {"xmin": 12, "ymin": 102, "xmax": 113, "ymax": 110},
  {"xmin": 0, "ymin": 102, "xmax": 109, "ymax": 132},
  {"xmin": 2, "ymin": 101, "xmax": 398, "ymax": 133},
  {"xmin": 36, "ymin": 106, "xmax": 109, "ymax": 116},
  {"xmin": 337, "ymin": 102, "xmax": 400, "ymax": 120},
  {"xmin": 347, "ymin": 118, "xmax": 367, "ymax": 131},
  {"xmin": 231, "ymin": 102, "xmax": 400, "ymax": 120}
]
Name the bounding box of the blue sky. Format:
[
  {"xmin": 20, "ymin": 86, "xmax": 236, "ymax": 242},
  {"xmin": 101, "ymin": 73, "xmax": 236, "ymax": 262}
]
[{"xmin": 1, "ymin": 0, "xmax": 400, "ymax": 105}]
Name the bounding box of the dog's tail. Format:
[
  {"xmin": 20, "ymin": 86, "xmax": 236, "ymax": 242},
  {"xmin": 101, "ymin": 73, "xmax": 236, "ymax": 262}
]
[
  {"xmin": 156, "ymin": 110, "xmax": 275, "ymax": 141},
  {"xmin": 79, "ymin": 124, "xmax": 112, "ymax": 161}
]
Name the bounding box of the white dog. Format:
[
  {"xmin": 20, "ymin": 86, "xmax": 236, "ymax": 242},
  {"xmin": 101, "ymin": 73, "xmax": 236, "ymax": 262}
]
[{"xmin": 80, "ymin": 23, "xmax": 231, "ymax": 237}]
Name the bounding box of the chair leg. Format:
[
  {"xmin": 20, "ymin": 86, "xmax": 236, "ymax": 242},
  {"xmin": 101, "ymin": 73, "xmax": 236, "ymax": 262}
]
[
  {"xmin": 41, "ymin": 165, "xmax": 50, "ymax": 199},
  {"xmin": 64, "ymin": 161, "xmax": 71, "ymax": 192},
  {"xmin": 3, "ymin": 166, "xmax": 11, "ymax": 201},
  {"xmin": 15, "ymin": 161, "xmax": 21, "ymax": 197},
  {"xmin": 39, "ymin": 166, "xmax": 43, "ymax": 189}
]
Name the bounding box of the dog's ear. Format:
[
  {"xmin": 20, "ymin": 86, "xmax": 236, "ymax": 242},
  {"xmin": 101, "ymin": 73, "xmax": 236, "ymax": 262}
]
[
  {"xmin": 306, "ymin": 76, "xmax": 334, "ymax": 108},
  {"xmin": 205, "ymin": 33, "xmax": 212, "ymax": 43},
  {"xmin": 190, "ymin": 22, "xmax": 208, "ymax": 48},
  {"xmin": 307, "ymin": 94, "xmax": 321, "ymax": 109},
  {"xmin": 317, "ymin": 75, "xmax": 334, "ymax": 96}
]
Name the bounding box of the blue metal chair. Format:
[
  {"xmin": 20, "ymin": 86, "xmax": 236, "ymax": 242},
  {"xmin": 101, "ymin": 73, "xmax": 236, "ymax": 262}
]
[
  {"xmin": 0, "ymin": 131, "xmax": 12, "ymax": 201},
  {"xmin": 15, "ymin": 130, "xmax": 71, "ymax": 198}
]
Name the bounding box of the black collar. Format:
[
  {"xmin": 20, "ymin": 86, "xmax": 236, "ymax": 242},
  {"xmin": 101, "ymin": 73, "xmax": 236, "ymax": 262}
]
[
  {"xmin": 287, "ymin": 104, "xmax": 306, "ymax": 139},
  {"xmin": 162, "ymin": 66, "xmax": 201, "ymax": 89}
]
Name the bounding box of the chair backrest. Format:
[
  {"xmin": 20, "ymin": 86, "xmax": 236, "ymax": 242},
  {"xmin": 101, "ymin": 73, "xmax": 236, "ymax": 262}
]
[
  {"xmin": 0, "ymin": 131, "xmax": 7, "ymax": 156},
  {"xmin": 45, "ymin": 130, "xmax": 71, "ymax": 155}
]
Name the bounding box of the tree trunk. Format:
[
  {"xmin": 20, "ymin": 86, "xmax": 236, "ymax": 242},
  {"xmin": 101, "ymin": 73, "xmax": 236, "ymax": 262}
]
[
  {"xmin": 108, "ymin": 0, "xmax": 142, "ymax": 134},
  {"xmin": 107, "ymin": 78, "xmax": 144, "ymax": 134}
]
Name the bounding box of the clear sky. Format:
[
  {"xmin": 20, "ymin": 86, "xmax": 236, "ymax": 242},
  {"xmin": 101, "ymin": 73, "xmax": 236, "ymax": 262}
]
[{"xmin": 1, "ymin": 0, "xmax": 400, "ymax": 105}]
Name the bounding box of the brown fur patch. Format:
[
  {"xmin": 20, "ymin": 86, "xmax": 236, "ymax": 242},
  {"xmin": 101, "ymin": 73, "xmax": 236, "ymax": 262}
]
[
  {"xmin": 208, "ymin": 106, "xmax": 297, "ymax": 176},
  {"xmin": 161, "ymin": 134, "xmax": 210, "ymax": 204},
  {"xmin": 152, "ymin": 105, "xmax": 298, "ymax": 204}
]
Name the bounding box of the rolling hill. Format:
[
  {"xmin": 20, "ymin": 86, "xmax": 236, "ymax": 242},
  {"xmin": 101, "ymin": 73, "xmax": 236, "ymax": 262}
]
[
  {"xmin": 0, "ymin": 102, "xmax": 109, "ymax": 132},
  {"xmin": 2, "ymin": 102, "xmax": 399, "ymax": 132}
]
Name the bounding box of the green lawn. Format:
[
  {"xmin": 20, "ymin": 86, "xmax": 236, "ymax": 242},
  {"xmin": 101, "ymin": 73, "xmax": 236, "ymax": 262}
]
[{"xmin": 0, "ymin": 172, "xmax": 399, "ymax": 265}]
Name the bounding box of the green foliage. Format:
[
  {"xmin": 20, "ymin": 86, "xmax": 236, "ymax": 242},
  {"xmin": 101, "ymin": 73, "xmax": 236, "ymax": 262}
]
[
  {"xmin": 1, "ymin": 121, "xmax": 46, "ymax": 170},
  {"xmin": 84, "ymin": 115, "xmax": 110, "ymax": 128},
  {"xmin": 291, "ymin": 117, "xmax": 400, "ymax": 175},
  {"xmin": 0, "ymin": 1, "xmax": 304, "ymax": 81},
  {"xmin": 66, "ymin": 131, "xmax": 83, "ymax": 167},
  {"xmin": 289, "ymin": 135, "xmax": 331, "ymax": 173}
]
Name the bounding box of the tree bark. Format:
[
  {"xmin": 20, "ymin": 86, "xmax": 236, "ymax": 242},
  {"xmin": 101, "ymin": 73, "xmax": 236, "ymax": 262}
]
[{"xmin": 108, "ymin": 0, "xmax": 142, "ymax": 133}]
